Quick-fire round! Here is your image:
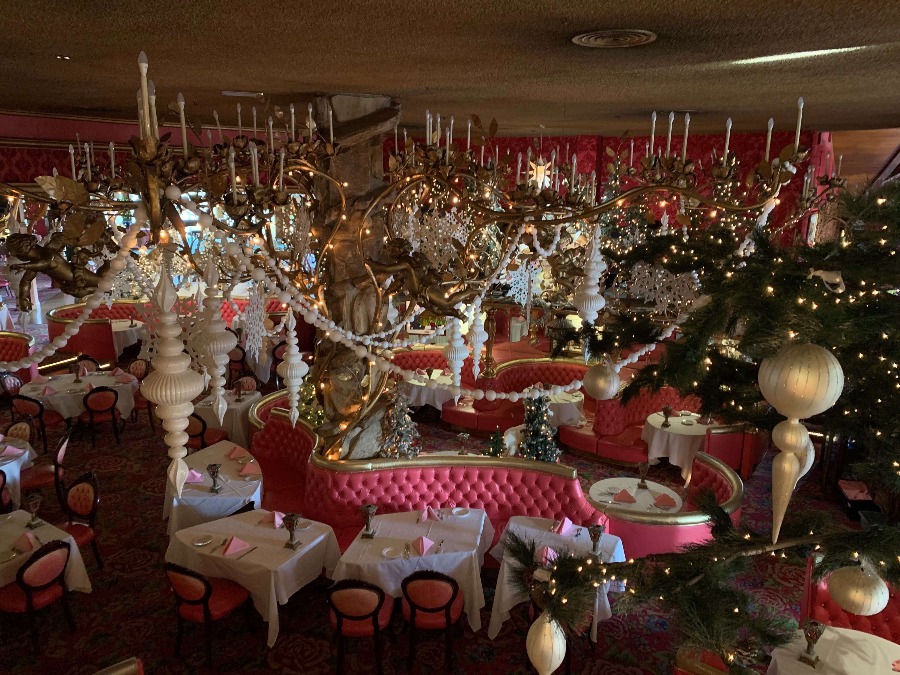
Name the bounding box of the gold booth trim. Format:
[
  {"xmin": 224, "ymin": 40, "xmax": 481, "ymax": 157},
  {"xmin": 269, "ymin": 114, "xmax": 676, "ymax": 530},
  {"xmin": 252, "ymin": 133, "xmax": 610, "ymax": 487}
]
[{"xmin": 0, "ymin": 330, "xmax": 36, "ymax": 347}]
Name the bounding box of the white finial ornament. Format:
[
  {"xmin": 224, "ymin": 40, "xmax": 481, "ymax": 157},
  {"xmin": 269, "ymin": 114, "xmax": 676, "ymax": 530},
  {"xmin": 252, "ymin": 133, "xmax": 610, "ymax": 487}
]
[
  {"xmin": 199, "ymin": 262, "xmax": 237, "ymax": 424},
  {"xmin": 442, "ymin": 311, "xmax": 469, "ymax": 400},
  {"xmin": 574, "ymin": 226, "xmax": 607, "ymax": 326},
  {"xmin": 277, "ymin": 311, "xmax": 309, "ymax": 426}
]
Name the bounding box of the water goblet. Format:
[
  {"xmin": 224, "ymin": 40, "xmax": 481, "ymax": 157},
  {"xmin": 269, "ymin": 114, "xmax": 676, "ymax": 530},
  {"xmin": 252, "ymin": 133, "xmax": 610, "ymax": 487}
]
[
  {"xmin": 797, "ymin": 619, "xmax": 825, "ymax": 667},
  {"xmin": 637, "ymin": 462, "xmax": 650, "ymax": 490},
  {"xmin": 25, "ymin": 493, "xmax": 43, "ymax": 530},
  {"xmin": 360, "ymin": 503, "xmax": 377, "ymax": 539},
  {"xmin": 71, "ymin": 364, "xmax": 82, "ymax": 385},
  {"xmin": 283, "ymin": 513, "xmax": 302, "ymax": 550},
  {"xmin": 587, "ymin": 524, "xmax": 605, "ymax": 556},
  {"xmin": 207, "ymin": 463, "xmax": 223, "ymax": 494},
  {"xmin": 661, "ymin": 405, "xmax": 672, "ymax": 428}
]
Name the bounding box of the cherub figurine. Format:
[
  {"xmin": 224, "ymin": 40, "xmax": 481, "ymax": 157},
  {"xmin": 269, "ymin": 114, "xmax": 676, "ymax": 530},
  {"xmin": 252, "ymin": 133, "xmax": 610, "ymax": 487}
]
[{"xmin": 7, "ymin": 233, "xmax": 109, "ymax": 311}]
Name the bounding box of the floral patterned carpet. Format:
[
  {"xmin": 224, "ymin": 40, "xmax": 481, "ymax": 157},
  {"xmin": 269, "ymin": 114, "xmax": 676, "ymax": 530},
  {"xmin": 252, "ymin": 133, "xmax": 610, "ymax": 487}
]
[{"xmin": 0, "ymin": 410, "xmax": 851, "ymax": 675}]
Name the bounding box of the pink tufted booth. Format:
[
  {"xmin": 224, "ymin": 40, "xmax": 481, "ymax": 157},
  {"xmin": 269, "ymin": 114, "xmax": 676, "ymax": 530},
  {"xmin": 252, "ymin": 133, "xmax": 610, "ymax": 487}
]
[
  {"xmin": 442, "ymin": 359, "xmax": 588, "ymax": 433},
  {"xmin": 0, "ymin": 331, "xmax": 38, "ymax": 383},
  {"xmin": 559, "ymin": 386, "xmax": 701, "ymax": 464},
  {"xmin": 703, "ymin": 425, "xmax": 769, "ymax": 481},
  {"xmin": 800, "ymin": 556, "xmax": 900, "ymax": 644},
  {"xmin": 249, "ymin": 408, "xmax": 320, "ymax": 513},
  {"xmin": 598, "ymin": 453, "xmax": 743, "ymax": 558},
  {"xmin": 390, "ymin": 349, "xmax": 448, "ymax": 375}
]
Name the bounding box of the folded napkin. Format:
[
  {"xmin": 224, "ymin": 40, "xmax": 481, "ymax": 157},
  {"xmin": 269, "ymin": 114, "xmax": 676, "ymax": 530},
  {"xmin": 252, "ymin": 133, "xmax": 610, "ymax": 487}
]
[
  {"xmin": 223, "ymin": 536, "xmax": 251, "ymax": 556},
  {"xmin": 420, "ymin": 505, "xmax": 441, "ymax": 522},
  {"xmin": 14, "ymin": 532, "xmax": 37, "ymax": 553},
  {"xmin": 78, "ymin": 364, "xmax": 89, "ymax": 377},
  {"xmin": 31, "ymin": 374, "xmax": 49, "ymax": 384},
  {"xmin": 892, "ymin": 659, "xmax": 900, "ymax": 672},
  {"xmin": 441, "ymin": 368, "xmax": 451, "ymax": 376},
  {"xmin": 654, "ymin": 493, "xmax": 677, "ymax": 509},
  {"xmin": 413, "ymin": 535, "xmax": 434, "ymax": 556},
  {"xmin": 83, "ymin": 383, "xmax": 94, "ymax": 393},
  {"xmin": 41, "ymin": 385, "xmax": 57, "ymax": 396},
  {"xmin": 111, "ymin": 367, "xmax": 126, "ymax": 376},
  {"xmin": 536, "ymin": 545, "xmax": 558, "ymax": 566},
  {"xmin": 613, "ymin": 489, "xmax": 636, "ymax": 504},
  {"xmin": 229, "ymin": 445, "xmax": 249, "ymax": 460},
  {"xmin": 838, "ymin": 479, "xmax": 872, "ymax": 501},
  {"xmin": 184, "ymin": 469, "xmax": 204, "ymax": 484},
  {"xmin": 259, "ymin": 510, "xmax": 284, "ymax": 528},
  {"xmin": 551, "ymin": 516, "xmax": 576, "ymax": 536},
  {"xmin": 415, "ymin": 368, "xmax": 427, "ymax": 376},
  {"xmin": 115, "ymin": 373, "xmax": 135, "ymax": 384},
  {"xmin": 239, "ymin": 462, "xmax": 260, "ymax": 477},
  {"xmin": 0, "ymin": 445, "xmax": 24, "ymax": 458}
]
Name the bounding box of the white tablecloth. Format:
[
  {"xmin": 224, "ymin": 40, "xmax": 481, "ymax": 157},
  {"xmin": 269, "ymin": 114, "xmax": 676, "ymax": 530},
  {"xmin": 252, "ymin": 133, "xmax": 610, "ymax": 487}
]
[
  {"xmin": 488, "ymin": 516, "xmax": 625, "ymax": 641},
  {"xmin": 332, "ymin": 509, "xmax": 495, "ymax": 632},
  {"xmin": 0, "ymin": 439, "xmax": 36, "ymax": 508},
  {"xmin": 509, "ymin": 317, "xmax": 528, "ymax": 342},
  {"xmin": 401, "ymin": 373, "xmax": 455, "ymax": 409},
  {"xmin": 767, "ymin": 626, "xmax": 900, "ymax": 674},
  {"xmin": 0, "ymin": 510, "xmax": 92, "ymax": 593},
  {"xmin": 194, "ymin": 390, "xmax": 261, "ymax": 449},
  {"xmin": 588, "ymin": 477, "xmax": 683, "ymax": 513},
  {"xmin": 111, "ymin": 320, "xmax": 143, "ymax": 358},
  {"xmin": 20, "ymin": 372, "xmax": 139, "ymax": 419},
  {"xmin": 163, "ymin": 440, "xmax": 262, "ymax": 535},
  {"xmin": 166, "ymin": 510, "xmax": 340, "ymax": 647},
  {"xmin": 641, "ymin": 412, "xmax": 714, "ymax": 484}
]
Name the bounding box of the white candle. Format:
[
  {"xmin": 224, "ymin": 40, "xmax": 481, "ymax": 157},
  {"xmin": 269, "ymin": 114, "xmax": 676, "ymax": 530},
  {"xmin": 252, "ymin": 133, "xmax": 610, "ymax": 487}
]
[
  {"xmin": 109, "ymin": 142, "xmax": 116, "ymax": 176},
  {"xmin": 69, "ymin": 144, "xmax": 76, "ymax": 178},
  {"xmin": 307, "ymin": 103, "xmax": 314, "ymax": 141},
  {"xmin": 137, "ymin": 51, "xmax": 151, "ymax": 140},
  {"xmin": 394, "ymin": 124, "xmax": 398, "ymax": 151},
  {"xmin": 765, "ymin": 117, "xmax": 774, "ymax": 162},
  {"xmin": 253, "ymin": 107, "xmax": 258, "ymax": 139},
  {"xmin": 89, "ymin": 141, "xmax": 95, "ymax": 169},
  {"xmin": 526, "ymin": 147, "xmax": 532, "ymax": 182},
  {"xmin": 549, "ymin": 150, "xmax": 556, "ymax": 189},
  {"xmin": 213, "ymin": 110, "xmax": 223, "ymax": 143},
  {"xmin": 629, "ymin": 139, "xmax": 634, "ymax": 166},
  {"xmin": 494, "ymin": 146, "xmax": 499, "ymax": 169},
  {"xmin": 825, "ymin": 152, "xmax": 831, "ymax": 176},
  {"xmin": 565, "ymin": 142, "xmax": 570, "ymax": 163},
  {"xmin": 148, "ymin": 80, "xmax": 158, "ymax": 140},
  {"xmin": 84, "ymin": 143, "xmax": 91, "ymax": 181},
  {"xmin": 403, "ymin": 128, "xmax": 407, "ymax": 149},
  {"xmin": 250, "ymin": 142, "xmax": 259, "ymax": 186},
  {"xmin": 177, "ymin": 93, "xmax": 188, "ymax": 155},
  {"xmin": 480, "ymin": 145, "xmax": 485, "ymax": 166},
  {"xmin": 466, "ymin": 119, "xmax": 471, "ymax": 151},
  {"xmin": 665, "ymin": 112, "xmax": 674, "ymax": 157},
  {"xmin": 206, "ymin": 129, "xmax": 212, "ymax": 148},
  {"xmin": 449, "ymin": 116, "xmax": 454, "ymax": 149},
  {"xmin": 836, "ymin": 154, "xmax": 843, "ymax": 177},
  {"xmin": 425, "ymin": 110, "xmax": 431, "ymax": 145},
  {"xmin": 516, "ymin": 152, "xmax": 522, "ymax": 184},
  {"xmin": 328, "ymin": 104, "xmax": 334, "ymax": 144},
  {"xmin": 682, "ymin": 114, "xmax": 691, "ymax": 162},
  {"xmin": 436, "ymin": 114, "xmax": 441, "ymax": 148},
  {"xmin": 650, "ymin": 111, "xmax": 657, "ymax": 156},
  {"xmin": 279, "ymin": 148, "xmax": 285, "ymax": 191},
  {"xmin": 237, "ymin": 103, "xmax": 242, "ymax": 138},
  {"xmin": 228, "ymin": 148, "xmax": 238, "ymax": 201},
  {"xmin": 794, "ymin": 97, "xmax": 804, "ymax": 152},
  {"xmin": 268, "ymin": 116, "xmax": 274, "ymax": 150},
  {"xmin": 721, "ymin": 116, "xmax": 732, "ymax": 164},
  {"xmin": 289, "ymin": 104, "xmax": 295, "ymax": 141},
  {"xmin": 571, "ymin": 153, "xmax": 577, "ymax": 187},
  {"xmin": 445, "ymin": 129, "xmax": 451, "ymax": 163}
]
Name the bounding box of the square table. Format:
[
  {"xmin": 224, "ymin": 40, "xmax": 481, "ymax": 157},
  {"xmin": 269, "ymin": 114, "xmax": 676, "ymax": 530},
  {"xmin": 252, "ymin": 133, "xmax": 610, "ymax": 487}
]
[
  {"xmin": 166, "ymin": 510, "xmax": 340, "ymax": 647},
  {"xmin": 0, "ymin": 439, "xmax": 36, "ymax": 509},
  {"xmin": 21, "ymin": 371, "xmax": 139, "ymax": 420},
  {"xmin": 766, "ymin": 625, "xmax": 900, "ymax": 674},
  {"xmin": 332, "ymin": 509, "xmax": 495, "ymax": 632},
  {"xmin": 488, "ymin": 516, "xmax": 625, "ymax": 641},
  {"xmin": 163, "ymin": 440, "xmax": 262, "ymax": 535},
  {"xmin": 194, "ymin": 390, "xmax": 262, "ymax": 449},
  {"xmin": 0, "ymin": 510, "xmax": 92, "ymax": 594}
]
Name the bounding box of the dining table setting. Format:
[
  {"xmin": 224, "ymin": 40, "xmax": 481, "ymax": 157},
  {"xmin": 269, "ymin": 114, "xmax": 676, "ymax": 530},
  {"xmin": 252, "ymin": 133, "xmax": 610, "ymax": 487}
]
[
  {"xmin": 401, "ymin": 369, "xmax": 455, "ymax": 409},
  {"xmin": 331, "ymin": 507, "xmax": 495, "ymax": 632},
  {"xmin": 165, "ymin": 509, "xmax": 340, "ymax": 647},
  {"xmin": 641, "ymin": 408, "xmax": 717, "ymax": 485},
  {"xmin": 193, "ymin": 389, "xmax": 262, "ymax": 448},
  {"xmin": 589, "ymin": 476, "xmax": 683, "ymax": 514},
  {"xmin": 0, "ymin": 436, "xmax": 36, "ymax": 509},
  {"xmin": 20, "ymin": 369, "xmax": 139, "ymax": 419}
]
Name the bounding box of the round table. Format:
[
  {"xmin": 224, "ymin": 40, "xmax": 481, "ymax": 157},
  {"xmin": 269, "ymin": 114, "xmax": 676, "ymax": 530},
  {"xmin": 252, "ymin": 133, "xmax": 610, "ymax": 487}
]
[
  {"xmin": 401, "ymin": 373, "xmax": 455, "ymax": 409},
  {"xmin": 21, "ymin": 372, "xmax": 139, "ymax": 419},
  {"xmin": 548, "ymin": 392, "xmax": 585, "ymax": 426},
  {"xmin": 110, "ymin": 319, "xmax": 144, "ymax": 359},
  {"xmin": 767, "ymin": 626, "xmax": 900, "ymax": 674},
  {"xmin": 641, "ymin": 411, "xmax": 713, "ymax": 484},
  {"xmin": 588, "ymin": 477, "xmax": 683, "ymax": 513}
]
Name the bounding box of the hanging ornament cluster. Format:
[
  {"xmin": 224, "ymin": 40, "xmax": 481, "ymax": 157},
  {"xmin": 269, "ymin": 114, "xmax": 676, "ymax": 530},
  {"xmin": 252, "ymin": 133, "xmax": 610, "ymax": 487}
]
[
  {"xmin": 244, "ymin": 279, "xmax": 266, "ymax": 362},
  {"xmin": 628, "ymin": 262, "xmax": 700, "ymax": 316},
  {"xmin": 442, "ymin": 313, "xmax": 469, "ymax": 394},
  {"xmin": 276, "ymin": 311, "xmax": 310, "ymax": 427},
  {"xmin": 198, "ymin": 262, "xmax": 237, "ymax": 424},
  {"xmin": 582, "ymin": 357, "xmax": 620, "ymax": 401}
]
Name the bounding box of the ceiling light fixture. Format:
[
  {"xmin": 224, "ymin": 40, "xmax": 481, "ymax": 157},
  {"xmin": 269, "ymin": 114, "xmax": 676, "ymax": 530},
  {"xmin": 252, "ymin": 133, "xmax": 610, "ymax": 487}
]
[
  {"xmin": 221, "ymin": 90, "xmax": 265, "ymax": 98},
  {"xmin": 732, "ymin": 46, "xmax": 868, "ymax": 65},
  {"xmin": 55, "ymin": 54, "xmax": 71, "ymax": 60},
  {"xmin": 572, "ymin": 29, "xmax": 657, "ymax": 49}
]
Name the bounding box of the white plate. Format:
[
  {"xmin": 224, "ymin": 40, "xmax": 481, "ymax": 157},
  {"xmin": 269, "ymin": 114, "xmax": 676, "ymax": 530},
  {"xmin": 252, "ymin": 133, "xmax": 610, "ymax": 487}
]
[
  {"xmin": 679, "ymin": 410, "xmax": 694, "ymax": 416},
  {"xmin": 451, "ymin": 507, "xmax": 469, "ymax": 516},
  {"xmin": 0, "ymin": 550, "xmax": 18, "ymax": 563},
  {"xmin": 680, "ymin": 419, "xmax": 695, "ymax": 426},
  {"xmin": 294, "ymin": 519, "xmax": 312, "ymax": 531},
  {"xmin": 382, "ymin": 546, "xmax": 402, "ymax": 559},
  {"xmin": 192, "ymin": 535, "xmax": 213, "ymax": 547}
]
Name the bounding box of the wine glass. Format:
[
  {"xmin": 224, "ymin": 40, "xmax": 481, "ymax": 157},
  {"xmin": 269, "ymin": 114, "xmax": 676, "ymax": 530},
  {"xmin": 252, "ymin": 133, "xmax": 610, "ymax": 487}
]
[
  {"xmin": 637, "ymin": 462, "xmax": 650, "ymax": 490},
  {"xmin": 25, "ymin": 493, "xmax": 43, "ymax": 530},
  {"xmin": 798, "ymin": 619, "xmax": 825, "ymax": 666},
  {"xmin": 360, "ymin": 503, "xmax": 377, "ymax": 538},
  {"xmin": 207, "ymin": 463, "xmax": 222, "ymax": 494}
]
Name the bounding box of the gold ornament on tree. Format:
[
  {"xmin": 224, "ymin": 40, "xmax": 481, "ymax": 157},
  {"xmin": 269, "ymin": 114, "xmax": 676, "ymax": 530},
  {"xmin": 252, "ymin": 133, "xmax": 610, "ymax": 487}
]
[
  {"xmin": 526, "ymin": 611, "xmax": 566, "ymax": 675},
  {"xmin": 582, "ymin": 357, "xmax": 620, "ymax": 401},
  {"xmin": 826, "ymin": 563, "xmax": 891, "ymax": 616}
]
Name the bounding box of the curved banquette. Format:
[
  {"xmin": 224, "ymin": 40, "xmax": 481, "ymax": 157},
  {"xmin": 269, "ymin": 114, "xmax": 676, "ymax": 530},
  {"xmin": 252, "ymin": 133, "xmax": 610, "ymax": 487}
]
[
  {"xmin": 0, "ymin": 331, "xmax": 38, "ymax": 383},
  {"xmin": 591, "ymin": 452, "xmax": 743, "ymax": 559}
]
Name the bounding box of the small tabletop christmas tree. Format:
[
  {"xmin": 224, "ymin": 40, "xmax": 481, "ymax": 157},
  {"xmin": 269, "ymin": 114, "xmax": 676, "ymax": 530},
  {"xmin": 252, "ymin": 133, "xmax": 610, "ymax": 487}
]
[
  {"xmin": 485, "ymin": 431, "xmax": 506, "ymax": 457},
  {"xmin": 378, "ymin": 389, "xmax": 420, "ymax": 459},
  {"xmin": 520, "ymin": 393, "xmax": 560, "ymax": 463}
]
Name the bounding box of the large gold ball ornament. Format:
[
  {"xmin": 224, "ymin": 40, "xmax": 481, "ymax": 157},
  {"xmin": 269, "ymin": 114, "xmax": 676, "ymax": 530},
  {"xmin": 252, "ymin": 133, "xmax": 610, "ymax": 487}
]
[
  {"xmin": 826, "ymin": 564, "xmax": 890, "ymax": 616},
  {"xmin": 758, "ymin": 343, "xmax": 844, "ymax": 419},
  {"xmin": 526, "ymin": 611, "xmax": 566, "ymax": 675},
  {"xmin": 582, "ymin": 361, "xmax": 620, "ymax": 401}
]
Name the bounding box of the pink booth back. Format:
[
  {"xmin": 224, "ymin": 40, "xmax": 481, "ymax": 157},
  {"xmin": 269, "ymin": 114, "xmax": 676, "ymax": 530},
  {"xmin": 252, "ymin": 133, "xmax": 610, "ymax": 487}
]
[
  {"xmin": 249, "ymin": 408, "xmax": 319, "ymax": 513},
  {"xmin": 474, "ymin": 360, "xmax": 588, "ymax": 413},
  {"xmin": 0, "ymin": 332, "xmax": 38, "ymax": 383},
  {"xmin": 390, "ymin": 350, "xmax": 448, "ymax": 374},
  {"xmin": 593, "ymin": 386, "xmax": 701, "ymax": 436}
]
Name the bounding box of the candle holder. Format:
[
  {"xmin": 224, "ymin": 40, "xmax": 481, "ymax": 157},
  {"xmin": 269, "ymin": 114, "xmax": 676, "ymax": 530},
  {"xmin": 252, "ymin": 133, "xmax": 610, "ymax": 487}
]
[
  {"xmin": 426, "ymin": 367, "xmax": 435, "ymax": 380},
  {"xmin": 71, "ymin": 364, "xmax": 82, "ymax": 385},
  {"xmin": 797, "ymin": 619, "xmax": 825, "ymax": 667},
  {"xmin": 234, "ymin": 380, "xmax": 243, "ymax": 403},
  {"xmin": 283, "ymin": 513, "xmax": 303, "ymax": 550},
  {"xmin": 457, "ymin": 432, "xmax": 470, "ymax": 455},
  {"xmin": 637, "ymin": 463, "xmax": 650, "ymax": 490},
  {"xmin": 25, "ymin": 493, "xmax": 44, "ymax": 530},
  {"xmin": 360, "ymin": 503, "xmax": 377, "ymax": 539},
  {"xmin": 587, "ymin": 524, "xmax": 605, "ymax": 556},
  {"xmin": 661, "ymin": 405, "xmax": 672, "ymax": 428},
  {"xmin": 206, "ymin": 463, "xmax": 223, "ymax": 494},
  {"xmin": 129, "ymin": 314, "xmax": 136, "ymax": 327}
]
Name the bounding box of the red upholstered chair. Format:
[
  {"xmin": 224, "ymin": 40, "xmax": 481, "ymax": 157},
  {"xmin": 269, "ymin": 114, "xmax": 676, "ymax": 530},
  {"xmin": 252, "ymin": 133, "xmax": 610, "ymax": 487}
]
[
  {"xmin": 58, "ymin": 471, "xmax": 103, "ymax": 570},
  {"xmin": 327, "ymin": 579, "xmax": 393, "ymax": 675},
  {"xmin": 20, "ymin": 429, "xmax": 70, "ymax": 506},
  {"xmin": 704, "ymin": 425, "xmax": 768, "ymax": 481},
  {"xmin": 78, "ymin": 386, "xmax": 123, "ymax": 447},
  {"xmin": 401, "ymin": 571, "xmax": 464, "ymax": 670},
  {"xmin": 128, "ymin": 358, "xmax": 155, "ymax": 429},
  {"xmin": 800, "ymin": 556, "xmax": 900, "ymax": 644},
  {"xmin": 228, "ymin": 345, "xmax": 247, "ymax": 386},
  {"xmin": 0, "ymin": 372, "xmax": 23, "ymax": 412},
  {"xmin": 235, "ymin": 376, "xmax": 257, "ymax": 392},
  {"xmin": 5, "ymin": 420, "xmax": 34, "ymax": 445},
  {"xmin": 0, "ymin": 540, "xmax": 76, "ymax": 655},
  {"xmin": 0, "ymin": 276, "xmax": 13, "ymax": 299},
  {"xmin": 11, "ymin": 394, "xmax": 67, "ymax": 455},
  {"xmin": 164, "ymin": 563, "xmax": 252, "ymax": 665},
  {"xmin": 0, "ymin": 331, "xmax": 37, "ymax": 383},
  {"xmin": 76, "ymin": 356, "xmax": 100, "ymax": 374},
  {"xmin": 127, "ymin": 358, "xmax": 150, "ymax": 381},
  {"xmin": 186, "ymin": 413, "xmax": 229, "ymax": 451},
  {"xmin": 270, "ymin": 341, "xmax": 287, "ymax": 387},
  {"xmin": 0, "ymin": 469, "xmax": 12, "ymax": 514}
]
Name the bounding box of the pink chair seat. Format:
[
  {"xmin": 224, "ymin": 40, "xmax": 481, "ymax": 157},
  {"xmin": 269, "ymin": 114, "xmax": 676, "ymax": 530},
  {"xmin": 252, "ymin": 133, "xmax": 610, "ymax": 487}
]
[
  {"xmin": 401, "ymin": 589, "xmax": 464, "ymax": 629},
  {"xmin": 78, "ymin": 408, "xmax": 121, "ymax": 424},
  {"xmin": 0, "ymin": 580, "xmax": 63, "ymax": 613},
  {"xmin": 178, "ymin": 577, "xmax": 250, "ymax": 623},
  {"xmin": 20, "ymin": 464, "xmax": 63, "ymax": 492},
  {"xmin": 330, "ymin": 595, "xmax": 394, "ymax": 637}
]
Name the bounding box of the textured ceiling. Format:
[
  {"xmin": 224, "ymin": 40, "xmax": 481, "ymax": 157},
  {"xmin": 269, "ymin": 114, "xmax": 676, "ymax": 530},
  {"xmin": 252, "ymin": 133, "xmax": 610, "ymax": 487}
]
[{"xmin": 1, "ymin": 0, "xmax": 899, "ymax": 137}]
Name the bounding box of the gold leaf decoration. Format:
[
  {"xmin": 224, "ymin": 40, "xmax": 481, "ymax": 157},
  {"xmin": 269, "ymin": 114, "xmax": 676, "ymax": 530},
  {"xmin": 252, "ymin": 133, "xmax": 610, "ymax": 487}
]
[
  {"xmin": 34, "ymin": 176, "xmax": 88, "ymax": 205},
  {"xmin": 77, "ymin": 213, "xmax": 106, "ymax": 246}
]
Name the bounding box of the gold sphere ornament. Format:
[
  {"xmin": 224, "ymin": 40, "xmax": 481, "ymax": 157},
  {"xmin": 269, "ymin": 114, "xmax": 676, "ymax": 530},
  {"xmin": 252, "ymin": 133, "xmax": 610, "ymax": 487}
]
[
  {"xmin": 582, "ymin": 359, "xmax": 620, "ymax": 401},
  {"xmin": 826, "ymin": 564, "xmax": 890, "ymax": 617},
  {"xmin": 526, "ymin": 611, "xmax": 566, "ymax": 675},
  {"xmin": 758, "ymin": 343, "xmax": 844, "ymax": 420}
]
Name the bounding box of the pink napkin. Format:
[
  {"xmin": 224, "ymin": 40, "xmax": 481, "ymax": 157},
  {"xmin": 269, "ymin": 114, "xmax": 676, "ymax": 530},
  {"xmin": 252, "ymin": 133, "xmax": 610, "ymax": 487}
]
[
  {"xmin": 536, "ymin": 545, "xmax": 558, "ymax": 566},
  {"xmin": 229, "ymin": 445, "xmax": 249, "ymax": 459},
  {"xmin": 115, "ymin": 374, "xmax": 136, "ymax": 384},
  {"xmin": 41, "ymin": 385, "xmax": 57, "ymax": 396},
  {"xmin": 413, "ymin": 535, "xmax": 434, "ymax": 556},
  {"xmin": 838, "ymin": 479, "xmax": 871, "ymax": 501},
  {"xmin": 239, "ymin": 462, "xmax": 260, "ymax": 477},
  {"xmin": 14, "ymin": 532, "xmax": 37, "ymax": 553},
  {"xmin": 259, "ymin": 511, "xmax": 285, "ymax": 528},
  {"xmin": 184, "ymin": 469, "xmax": 204, "ymax": 484},
  {"xmin": 0, "ymin": 445, "xmax": 24, "ymax": 458},
  {"xmin": 420, "ymin": 505, "xmax": 441, "ymax": 522},
  {"xmin": 441, "ymin": 368, "xmax": 451, "ymax": 376},
  {"xmin": 83, "ymin": 383, "xmax": 95, "ymax": 393},
  {"xmin": 892, "ymin": 659, "xmax": 900, "ymax": 672},
  {"xmin": 654, "ymin": 493, "xmax": 677, "ymax": 509},
  {"xmin": 551, "ymin": 516, "xmax": 575, "ymax": 536},
  {"xmin": 111, "ymin": 367, "xmax": 125, "ymax": 376},
  {"xmin": 223, "ymin": 536, "xmax": 250, "ymax": 556},
  {"xmin": 31, "ymin": 375, "xmax": 49, "ymax": 384},
  {"xmin": 415, "ymin": 368, "xmax": 427, "ymax": 376},
  {"xmin": 613, "ymin": 489, "xmax": 636, "ymax": 504}
]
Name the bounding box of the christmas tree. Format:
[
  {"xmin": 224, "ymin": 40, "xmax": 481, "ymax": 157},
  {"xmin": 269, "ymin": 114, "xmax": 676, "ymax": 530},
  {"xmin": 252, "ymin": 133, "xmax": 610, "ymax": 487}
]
[
  {"xmin": 520, "ymin": 393, "xmax": 560, "ymax": 463},
  {"xmin": 485, "ymin": 431, "xmax": 505, "ymax": 457},
  {"xmin": 378, "ymin": 389, "xmax": 420, "ymax": 459}
]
